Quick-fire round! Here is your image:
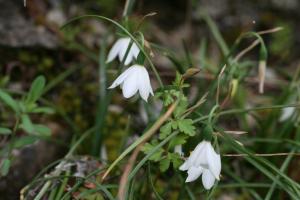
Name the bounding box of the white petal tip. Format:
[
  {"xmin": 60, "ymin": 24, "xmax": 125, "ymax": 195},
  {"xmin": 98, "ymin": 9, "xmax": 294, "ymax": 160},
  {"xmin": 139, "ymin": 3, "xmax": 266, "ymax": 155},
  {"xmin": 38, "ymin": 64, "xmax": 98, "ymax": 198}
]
[
  {"xmin": 203, "ymin": 185, "xmax": 213, "ymax": 190},
  {"xmin": 185, "ymin": 177, "xmax": 196, "ymax": 183},
  {"xmin": 179, "ymin": 163, "xmax": 188, "ymax": 171},
  {"xmin": 179, "ymin": 167, "xmax": 185, "ymax": 171}
]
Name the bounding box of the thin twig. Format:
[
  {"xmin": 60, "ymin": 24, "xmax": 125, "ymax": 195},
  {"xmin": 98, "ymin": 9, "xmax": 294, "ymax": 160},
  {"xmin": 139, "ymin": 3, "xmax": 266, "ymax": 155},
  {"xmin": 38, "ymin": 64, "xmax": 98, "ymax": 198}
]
[
  {"xmin": 257, "ymin": 27, "xmax": 283, "ymax": 35},
  {"xmin": 216, "ymin": 65, "xmax": 227, "ymax": 105},
  {"xmin": 181, "ymin": 92, "xmax": 208, "ymax": 118},
  {"xmin": 234, "ymin": 39, "xmax": 260, "ymax": 62},
  {"xmin": 223, "ymin": 152, "xmax": 300, "ymax": 157},
  {"xmin": 117, "ymin": 144, "xmax": 143, "ymax": 200}
]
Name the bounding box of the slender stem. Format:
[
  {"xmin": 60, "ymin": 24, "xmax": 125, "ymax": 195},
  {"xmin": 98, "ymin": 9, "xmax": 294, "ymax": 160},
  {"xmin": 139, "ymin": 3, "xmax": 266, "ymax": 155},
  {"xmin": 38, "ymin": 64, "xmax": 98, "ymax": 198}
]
[
  {"xmin": 66, "ymin": 126, "xmax": 96, "ymax": 158},
  {"xmin": 122, "ymin": 0, "xmax": 136, "ymax": 17},
  {"xmin": 32, "ymin": 126, "xmax": 96, "ymax": 199},
  {"xmin": 8, "ymin": 117, "xmax": 20, "ymax": 158},
  {"xmin": 223, "ymin": 152, "xmax": 300, "ymax": 157},
  {"xmin": 62, "ymin": 15, "xmax": 164, "ymax": 88},
  {"xmin": 33, "ymin": 180, "xmax": 51, "ymax": 200},
  {"xmin": 193, "ymin": 104, "xmax": 300, "ymax": 123},
  {"xmin": 117, "ymin": 143, "xmax": 142, "ymax": 199}
]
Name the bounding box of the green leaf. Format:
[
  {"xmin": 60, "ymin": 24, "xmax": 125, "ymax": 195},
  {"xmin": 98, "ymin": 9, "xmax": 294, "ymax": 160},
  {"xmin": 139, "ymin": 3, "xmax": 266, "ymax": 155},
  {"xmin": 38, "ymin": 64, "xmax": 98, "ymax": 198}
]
[
  {"xmin": 142, "ymin": 143, "xmax": 164, "ymax": 162},
  {"xmin": 20, "ymin": 114, "xmax": 34, "ymax": 134},
  {"xmin": 171, "ymin": 120, "xmax": 178, "ymax": 129},
  {"xmin": 33, "ymin": 124, "xmax": 51, "ymax": 137},
  {"xmin": 177, "ymin": 119, "xmax": 195, "ymax": 136},
  {"xmin": 173, "ymin": 72, "xmax": 183, "ymax": 87},
  {"xmin": 174, "ymin": 96, "xmax": 188, "ymax": 117},
  {"xmin": 0, "ymin": 89, "xmax": 19, "ymax": 112},
  {"xmin": 31, "ymin": 107, "xmax": 55, "ymax": 114},
  {"xmin": 159, "ymin": 122, "xmax": 172, "ymax": 140},
  {"xmin": 163, "ymin": 92, "xmax": 175, "ymax": 106},
  {"xmin": 169, "ymin": 134, "xmax": 188, "ymax": 148},
  {"xmin": 159, "ymin": 158, "xmax": 170, "ymax": 172},
  {"xmin": 1, "ymin": 159, "xmax": 11, "ymax": 176},
  {"xmin": 0, "ymin": 127, "xmax": 12, "ymax": 135},
  {"xmin": 25, "ymin": 76, "xmax": 46, "ymax": 104},
  {"xmin": 169, "ymin": 153, "xmax": 183, "ymax": 168},
  {"xmin": 13, "ymin": 136, "xmax": 38, "ymax": 148},
  {"xmin": 21, "ymin": 115, "xmax": 51, "ymax": 136}
]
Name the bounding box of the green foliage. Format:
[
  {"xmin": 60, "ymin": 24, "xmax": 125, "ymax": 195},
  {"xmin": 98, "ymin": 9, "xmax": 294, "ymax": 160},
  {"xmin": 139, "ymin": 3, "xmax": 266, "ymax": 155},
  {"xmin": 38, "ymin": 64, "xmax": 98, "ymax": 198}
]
[
  {"xmin": 9, "ymin": 6, "xmax": 300, "ymax": 200},
  {"xmin": 168, "ymin": 134, "xmax": 188, "ymax": 148},
  {"xmin": 168, "ymin": 152, "xmax": 183, "ymax": 168},
  {"xmin": 145, "ymin": 71, "xmax": 196, "ymax": 174},
  {"xmin": 177, "ymin": 119, "xmax": 196, "ymax": 136},
  {"xmin": 155, "ymin": 88, "xmax": 180, "ymax": 106},
  {"xmin": 159, "ymin": 157, "xmax": 170, "ymax": 172},
  {"xmin": 0, "ymin": 159, "xmax": 11, "ymax": 176},
  {"xmin": 142, "ymin": 142, "xmax": 164, "ymax": 162},
  {"xmin": 12, "ymin": 136, "xmax": 38, "ymax": 149},
  {"xmin": 0, "ymin": 127, "xmax": 12, "ymax": 135},
  {"xmin": 143, "ymin": 141, "xmax": 183, "ymax": 173},
  {"xmin": 0, "ymin": 75, "xmax": 53, "ymax": 177},
  {"xmin": 25, "ymin": 76, "xmax": 46, "ymax": 104},
  {"xmin": 159, "ymin": 122, "xmax": 172, "ymax": 139},
  {"xmin": 173, "ymin": 96, "xmax": 188, "ymax": 117},
  {"xmin": 0, "ymin": 89, "xmax": 19, "ymax": 113}
]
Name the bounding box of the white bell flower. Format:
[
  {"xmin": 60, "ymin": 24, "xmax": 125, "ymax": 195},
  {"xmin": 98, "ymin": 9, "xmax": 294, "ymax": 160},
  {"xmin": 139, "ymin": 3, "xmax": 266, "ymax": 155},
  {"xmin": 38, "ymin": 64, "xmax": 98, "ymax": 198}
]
[
  {"xmin": 179, "ymin": 140, "xmax": 221, "ymax": 190},
  {"xmin": 108, "ymin": 64, "xmax": 153, "ymax": 102},
  {"xmin": 106, "ymin": 37, "xmax": 140, "ymax": 65}
]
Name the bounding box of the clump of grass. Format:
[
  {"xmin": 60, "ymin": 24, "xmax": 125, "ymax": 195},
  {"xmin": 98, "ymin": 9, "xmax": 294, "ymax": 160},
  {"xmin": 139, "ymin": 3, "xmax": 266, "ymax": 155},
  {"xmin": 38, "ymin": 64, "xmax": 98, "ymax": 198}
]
[{"xmin": 1, "ymin": 0, "xmax": 300, "ymax": 200}]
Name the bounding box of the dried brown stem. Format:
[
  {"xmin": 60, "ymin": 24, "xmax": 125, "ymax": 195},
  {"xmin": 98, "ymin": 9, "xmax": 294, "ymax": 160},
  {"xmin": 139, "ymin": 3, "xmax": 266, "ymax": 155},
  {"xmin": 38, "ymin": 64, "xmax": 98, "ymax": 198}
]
[
  {"xmin": 102, "ymin": 101, "xmax": 178, "ymax": 181},
  {"xmin": 224, "ymin": 152, "xmax": 300, "ymax": 157},
  {"xmin": 117, "ymin": 144, "xmax": 143, "ymax": 200},
  {"xmin": 116, "ymin": 101, "xmax": 178, "ymax": 199}
]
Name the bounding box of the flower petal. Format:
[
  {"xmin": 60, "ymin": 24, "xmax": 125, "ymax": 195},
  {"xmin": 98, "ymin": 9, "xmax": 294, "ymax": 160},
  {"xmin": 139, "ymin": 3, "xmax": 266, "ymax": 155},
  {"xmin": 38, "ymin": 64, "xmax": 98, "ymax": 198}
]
[
  {"xmin": 186, "ymin": 166, "xmax": 203, "ymax": 182},
  {"xmin": 122, "ymin": 69, "xmax": 138, "ymax": 98},
  {"xmin": 124, "ymin": 51, "xmax": 135, "ymax": 65},
  {"xmin": 206, "ymin": 143, "xmax": 221, "ymax": 179},
  {"xmin": 138, "ymin": 66, "xmax": 153, "ymax": 101},
  {"xmin": 202, "ymin": 169, "xmax": 216, "ymax": 190},
  {"xmin": 118, "ymin": 38, "xmax": 140, "ymax": 65},
  {"xmin": 192, "ymin": 141, "xmax": 209, "ymax": 167},
  {"xmin": 108, "ymin": 67, "xmax": 133, "ymax": 89},
  {"xmin": 118, "ymin": 38, "xmax": 131, "ymax": 63},
  {"xmin": 131, "ymin": 43, "xmax": 140, "ymax": 58},
  {"xmin": 106, "ymin": 39, "xmax": 123, "ymax": 63},
  {"xmin": 179, "ymin": 160, "xmax": 189, "ymax": 171}
]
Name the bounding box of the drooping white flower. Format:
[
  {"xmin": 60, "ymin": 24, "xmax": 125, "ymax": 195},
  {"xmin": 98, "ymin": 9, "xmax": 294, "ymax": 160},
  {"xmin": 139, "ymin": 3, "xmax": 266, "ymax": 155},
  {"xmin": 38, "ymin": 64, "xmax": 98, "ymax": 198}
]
[
  {"xmin": 279, "ymin": 107, "xmax": 295, "ymax": 122},
  {"xmin": 108, "ymin": 64, "xmax": 153, "ymax": 101},
  {"xmin": 179, "ymin": 140, "xmax": 221, "ymax": 190},
  {"xmin": 106, "ymin": 37, "xmax": 140, "ymax": 65}
]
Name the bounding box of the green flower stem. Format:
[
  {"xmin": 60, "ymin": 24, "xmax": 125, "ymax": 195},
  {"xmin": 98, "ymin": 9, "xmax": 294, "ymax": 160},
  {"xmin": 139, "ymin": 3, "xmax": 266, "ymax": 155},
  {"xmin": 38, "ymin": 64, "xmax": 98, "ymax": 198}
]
[
  {"xmin": 203, "ymin": 104, "xmax": 219, "ymax": 140},
  {"xmin": 61, "ymin": 15, "xmax": 164, "ymax": 88},
  {"xmin": 122, "ymin": 0, "xmax": 136, "ymax": 17}
]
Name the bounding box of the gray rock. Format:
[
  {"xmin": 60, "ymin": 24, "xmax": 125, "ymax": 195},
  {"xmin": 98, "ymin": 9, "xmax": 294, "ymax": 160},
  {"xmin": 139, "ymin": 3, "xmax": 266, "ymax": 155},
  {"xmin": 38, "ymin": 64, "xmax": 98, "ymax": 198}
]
[{"xmin": 0, "ymin": 0, "xmax": 58, "ymax": 48}]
